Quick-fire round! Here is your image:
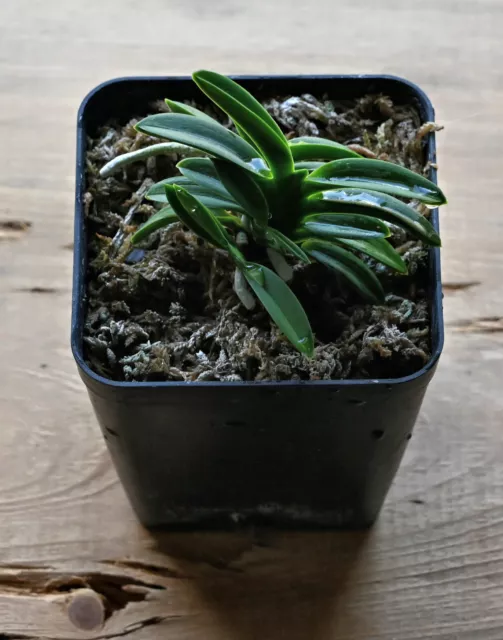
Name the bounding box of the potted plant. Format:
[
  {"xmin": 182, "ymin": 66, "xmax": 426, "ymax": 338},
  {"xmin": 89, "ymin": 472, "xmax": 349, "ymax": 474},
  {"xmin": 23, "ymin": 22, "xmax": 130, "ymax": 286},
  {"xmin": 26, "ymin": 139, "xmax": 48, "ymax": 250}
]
[{"xmin": 72, "ymin": 71, "xmax": 446, "ymax": 528}]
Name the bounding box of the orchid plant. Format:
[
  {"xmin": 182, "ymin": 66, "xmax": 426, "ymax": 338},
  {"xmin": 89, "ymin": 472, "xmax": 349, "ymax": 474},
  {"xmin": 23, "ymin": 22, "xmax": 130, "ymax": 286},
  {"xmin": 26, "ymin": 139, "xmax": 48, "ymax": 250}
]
[{"xmin": 102, "ymin": 70, "xmax": 446, "ymax": 357}]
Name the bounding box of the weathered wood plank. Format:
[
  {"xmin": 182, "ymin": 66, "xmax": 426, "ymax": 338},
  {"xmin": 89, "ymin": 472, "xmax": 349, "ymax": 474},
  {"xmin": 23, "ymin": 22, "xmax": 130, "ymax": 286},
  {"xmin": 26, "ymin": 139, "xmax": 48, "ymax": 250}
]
[{"xmin": 1, "ymin": 0, "xmax": 502, "ymax": 637}]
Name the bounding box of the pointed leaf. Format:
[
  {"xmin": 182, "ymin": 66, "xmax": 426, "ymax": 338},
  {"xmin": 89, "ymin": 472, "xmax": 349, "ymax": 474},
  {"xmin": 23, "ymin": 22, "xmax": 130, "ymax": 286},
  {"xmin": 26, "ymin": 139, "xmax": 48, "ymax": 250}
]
[
  {"xmin": 165, "ymin": 185, "xmax": 220, "ymax": 246},
  {"xmin": 166, "ymin": 185, "xmax": 235, "ymax": 252},
  {"xmin": 164, "ymin": 99, "xmax": 216, "ymax": 122},
  {"xmin": 146, "ymin": 175, "xmax": 191, "ymax": 200},
  {"xmin": 166, "ymin": 97, "xmax": 265, "ymax": 156},
  {"xmin": 131, "ymin": 206, "xmax": 178, "ymax": 244},
  {"xmin": 305, "ymin": 189, "xmax": 441, "ymax": 246},
  {"xmin": 131, "ymin": 206, "xmax": 242, "ymax": 245},
  {"xmin": 335, "ymin": 237, "xmax": 408, "ymax": 274},
  {"xmin": 265, "ymin": 228, "xmax": 310, "ymax": 264},
  {"xmin": 213, "ymin": 159, "xmax": 269, "ymax": 226},
  {"xmin": 148, "ymin": 178, "xmax": 244, "ymax": 211},
  {"xmin": 290, "ymin": 137, "xmax": 361, "ymax": 162},
  {"xmin": 177, "ymin": 157, "xmax": 233, "ymax": 199},
  {"xmin": 136, "ymin": 113, "xmax": 260, "ymax": 173},
  {"xmin": 302, "ymin": 239, "xmax": 385, "ymax": 303},
  {"xmin": 193, "ymin": 70, "xmax": 285, "ymax": 139},
  {"xmin": 298, "ymin": 213, "xmax": 390, "ymax": 240},
  {"xmin": 243, "ymin": 263, "xmax": 314, "ymax": 356},
  {"xmin": 193, "ymin": 70, "xmax": 294, "ymax": 177},
  {"xmin": 307, "ymin": 158, "xmax": 447, "ymax": 206}
]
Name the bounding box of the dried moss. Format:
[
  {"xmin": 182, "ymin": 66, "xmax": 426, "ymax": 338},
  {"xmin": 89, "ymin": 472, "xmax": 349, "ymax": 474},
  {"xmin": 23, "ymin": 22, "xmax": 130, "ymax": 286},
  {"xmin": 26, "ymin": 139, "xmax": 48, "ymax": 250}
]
[{"xmin": 83, "ymin": 92, "xmax": 440, "ymax": 382}]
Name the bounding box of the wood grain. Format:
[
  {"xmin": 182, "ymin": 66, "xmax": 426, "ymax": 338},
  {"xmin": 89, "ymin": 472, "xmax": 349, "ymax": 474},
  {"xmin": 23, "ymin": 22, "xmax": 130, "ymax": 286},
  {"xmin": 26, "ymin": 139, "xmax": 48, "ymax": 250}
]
[{"xmin": 1, "ymin": 0, "xmax": 502, "ymax": 637}]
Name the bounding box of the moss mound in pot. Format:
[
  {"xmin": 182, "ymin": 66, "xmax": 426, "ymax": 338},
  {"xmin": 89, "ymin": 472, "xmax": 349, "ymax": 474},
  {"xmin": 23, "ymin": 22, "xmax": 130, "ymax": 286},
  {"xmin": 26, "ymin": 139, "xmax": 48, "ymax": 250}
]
[{"xmin": 83, "ymin": 73, "xmax": 444, "ymax": 384}]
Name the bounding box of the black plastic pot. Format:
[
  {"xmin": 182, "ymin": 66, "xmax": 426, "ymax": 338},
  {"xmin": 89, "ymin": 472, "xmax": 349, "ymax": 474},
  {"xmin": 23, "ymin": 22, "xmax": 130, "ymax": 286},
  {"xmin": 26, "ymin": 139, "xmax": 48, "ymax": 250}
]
[{"xmin": 72, "ymin": 75, "xmax": 444, "ymax": 528}]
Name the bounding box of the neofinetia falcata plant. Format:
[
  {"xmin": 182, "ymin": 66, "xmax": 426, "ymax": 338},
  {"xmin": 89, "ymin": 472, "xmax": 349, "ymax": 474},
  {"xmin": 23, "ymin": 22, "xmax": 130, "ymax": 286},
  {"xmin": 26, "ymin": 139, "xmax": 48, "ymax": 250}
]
[{"xmin": 100, "ymin": 70, "xmax": 446, "ymax": 357}]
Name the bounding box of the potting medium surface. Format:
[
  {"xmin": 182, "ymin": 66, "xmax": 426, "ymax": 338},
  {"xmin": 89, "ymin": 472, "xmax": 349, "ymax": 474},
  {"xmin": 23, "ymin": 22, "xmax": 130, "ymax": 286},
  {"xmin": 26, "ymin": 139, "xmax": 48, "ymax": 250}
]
[{"xmin": 83, "ymin": 92, "xmax": 439, "ymax": 382}]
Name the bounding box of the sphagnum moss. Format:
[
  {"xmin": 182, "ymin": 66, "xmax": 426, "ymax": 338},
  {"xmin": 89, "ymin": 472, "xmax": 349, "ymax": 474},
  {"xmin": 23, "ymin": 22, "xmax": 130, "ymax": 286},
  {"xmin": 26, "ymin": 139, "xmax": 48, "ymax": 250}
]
[{"xmin": 84, "ymin": 74, "xmax": 443, "ymax": 382}]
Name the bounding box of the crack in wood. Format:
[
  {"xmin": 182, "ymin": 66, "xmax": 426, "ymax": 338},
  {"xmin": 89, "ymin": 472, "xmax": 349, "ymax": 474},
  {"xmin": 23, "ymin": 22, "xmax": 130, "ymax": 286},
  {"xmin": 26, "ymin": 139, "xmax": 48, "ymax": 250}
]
[
  {"xmin": 91, "ymin": 615, "xmax": 170, "ymax": 639},
  {"xmin": 443, "ymin": 280, "xmax": 481, "ymax": 292},
  {"xmin": 450, "ymin": 316, "xmax": 503, "ymax": 333},
  {"xmin": 101, "ymin": 558, "xmax": 188, "ymax": 580},
  {"xmin": 14, "ymin": 287, "xmax": 60, "ymax": 294},
  {"xmin": 0, "ymin": 564, "xmax": 52, "ymax": 571},
  {"xmin": 0, "ymin": 615, "xmax": 170, "ymax": 640},
  {"xmin": 0, "ymin": 219, "xmax": 32, "ymax": 240},
  {"xmin": 0, "ymin": 566, "xmax": 166, "ymax": 629},
  {"xmin": 0, "ymin": 569, "xmax": 164, "ymax": 595}
]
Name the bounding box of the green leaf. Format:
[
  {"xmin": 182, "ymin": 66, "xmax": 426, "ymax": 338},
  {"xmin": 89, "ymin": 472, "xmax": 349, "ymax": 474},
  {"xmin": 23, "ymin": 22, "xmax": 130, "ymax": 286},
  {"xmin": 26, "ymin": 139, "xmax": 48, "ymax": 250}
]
[
  {"xmin": 136, "ymin": 113, "xmax": 260, "ymax": 173},
  {"xmin": 290, "ymin": 137, "xmax": 361, "ymax": 162},
  {"xmin": 335, "ymin": 237, "xmax": 408, "ymax": 274},
  {"xmin": 213, "ymin": 159, "xmax": 269, "ymax": 226},
  {"xmin": 165, "ymin": 185, "xmax": 220, "ymax": 246},
  {"xmin": 193, "ymin": 70, "xmax": 294, "ymax": 177},
  {"xmin": 192, "ymin": 70, "xmax": 285, "ymax": 139},
  {"xmin": 298, "ymin": 213, "xmax": 390, "ymax": 240},
  {"xmin": 302, "ymin": 239, "xmax": 385, "ymax": 303},
  {"xmin": 307, "ymin": 158, "xmax": 447, "ymax": 206},
  {"xmin": 147, "ymin": 177, "xmax": 194, "ymax": 201},
  {"xmin": 177, "ymin": 157, "xmax": 232, "ymax": 199},
  {"xmin": 131, "ymin": 206, "xmax": 178, "ymax": 244},
  {"xmin": 295, "ymin": 161, "xmax": 324, "ymax": 171},
  {"xmin": 131, "ymin": 206, "xmax": 242, "ymax": 245},
  {"xmin": 305, "ymin": 189, "xmax": 441, "ymax": 246},
  {"xmin": 166, "ymin": 96, "xmax": 264, "ymax": 157},
  {"xmin": 146, "ymin": 175, "xmax": 191, "ymax": 199},
  {"xmin": 148, "ymin": 178, "xmax": 244, "ymax": 212},
  {"xmin": 164, "ymin": 99, "xmax": 216, "ymax": 122},
  {"xmin": 166, "ymin": 185, "xmax": 235, "ymax": 252},
  {"xmin": 265, "ymin": 227, "xmax": 311, "ymax": 264},
  {"xmin": 243, "ymin": 263, "xmax": 314, "ymax": 356},
  {"xmin": 165, "ymin": 98, "xmax": 266, "ymax": 168}
]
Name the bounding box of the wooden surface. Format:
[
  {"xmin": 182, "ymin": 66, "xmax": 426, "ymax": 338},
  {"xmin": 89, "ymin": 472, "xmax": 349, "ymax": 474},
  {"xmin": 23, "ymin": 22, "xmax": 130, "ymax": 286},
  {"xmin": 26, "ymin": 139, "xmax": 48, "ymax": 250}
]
[{"xmin": 1, "ymin": 0, "xmax": 503, "ymax": 638}]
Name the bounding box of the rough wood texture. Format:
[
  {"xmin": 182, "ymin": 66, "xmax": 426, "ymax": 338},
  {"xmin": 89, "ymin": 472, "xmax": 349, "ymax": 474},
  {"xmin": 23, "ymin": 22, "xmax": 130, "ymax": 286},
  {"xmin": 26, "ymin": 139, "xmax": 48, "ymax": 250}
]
[{"xmin": 1, "ymin": 0, "xmax": 502, "ymax": 638}]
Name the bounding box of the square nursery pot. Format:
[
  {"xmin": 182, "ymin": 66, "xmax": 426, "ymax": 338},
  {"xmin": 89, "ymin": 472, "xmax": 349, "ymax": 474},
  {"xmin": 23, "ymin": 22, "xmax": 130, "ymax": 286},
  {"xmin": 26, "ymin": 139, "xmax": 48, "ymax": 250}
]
[{"xmin": 72, "ymin": 74, "xmax": 444, "ymax": 529}]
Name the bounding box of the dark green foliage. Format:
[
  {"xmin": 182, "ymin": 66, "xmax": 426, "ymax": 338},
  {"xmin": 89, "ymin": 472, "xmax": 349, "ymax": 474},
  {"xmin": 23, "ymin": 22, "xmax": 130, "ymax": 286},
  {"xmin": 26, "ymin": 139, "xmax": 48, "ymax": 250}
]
[{"xmin": 132, "ymin": 71, "xmax": 446, "ymax": 356}]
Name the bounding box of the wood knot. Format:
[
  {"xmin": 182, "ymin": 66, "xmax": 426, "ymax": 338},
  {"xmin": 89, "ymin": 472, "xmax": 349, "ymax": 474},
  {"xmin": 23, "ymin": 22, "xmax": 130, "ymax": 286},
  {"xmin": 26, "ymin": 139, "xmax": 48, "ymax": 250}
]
[{"xmin": 67, "ymin": 588, "xmax": 106, "ymax": 631}]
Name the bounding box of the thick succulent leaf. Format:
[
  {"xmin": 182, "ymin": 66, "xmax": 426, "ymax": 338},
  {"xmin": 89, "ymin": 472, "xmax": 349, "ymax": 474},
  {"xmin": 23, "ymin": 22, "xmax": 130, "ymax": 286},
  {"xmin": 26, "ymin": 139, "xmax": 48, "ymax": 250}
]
[
  {"xmin": 305, "ymin": 189, "xmax": 441, "ymax": 246},
  {"xmin": 131, "ymin": 206, "xmax": 241, "ymax": 245},
  {"xmin": 136, "ymin": 113, "xmax": 260, "ymax": 173},
  {"xmin": 213, "ymin": 159, "xmax": 269, "ymax": 226},
  {"xmin": 302, "ymin": 239, "xmax": 385, "ymax": 303},
  {"xmin": 295, "ymin": 161, "xmax": 324, "ymax": 171},
  {"xmin": 301, "ymin": 222, "xmax": 386, "ymax": 241},
  {"xmin": 193, "ymin": 70, "xmax": 285, "ymax": 140},
  {"xmin": 265, "ymin": 228, "xmax": 311, "ymax": 264},
  {"xmin": 131, "ymin": 206, "xmax": 178, "ymax": 244},
  {"xmin": 166, "ymin": 185, "xmax": 234, "ymax": 252},
  {"xmin": 166, "ymin": 97, "xmax": 262, "ymax": 154},
  {"xmin": 192, "ymin": 70, "xmax": 294, "ymax": 177},
  {"xmin": 177, "ymin": 157, "xmax": 233, "ymax": 199},
  {"xmin": 243, "ymin": 263, "xmax": 314, "ymax": 356},
  {"xmin": 336, "ymin": 237, "xmax": 408, "ymax": 274},
  {"xmin": 289, "ymin": 137, "xmax": 361, "ymax": 162},
  {"xmin": 148, "ymin": 179, "xmax": 244, "ymax": 212},
  {"xmin": 234, "ymin": 125, "xmax": 261, "ymax": 153},
  {"xmin": 147, "ymin": 177, "xmax": 194, "ymax": 201},
  {"xmin": 307, "ymin": 158, "xmax": 447, "ymax": 206},
  {"xmin": 164, "ymin": 99, "xmax": 216, "ymax": 122},
  {"xmin": 165, "ymin": 186, "xmax": 216, "ymax": 246},
  {"xmin": 146, "ymin": 175, "xmax": 191, "ymax": 200},
  {"xmin": 298, "ymin": 213, "xmax": 390, "ymax": 240}
]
